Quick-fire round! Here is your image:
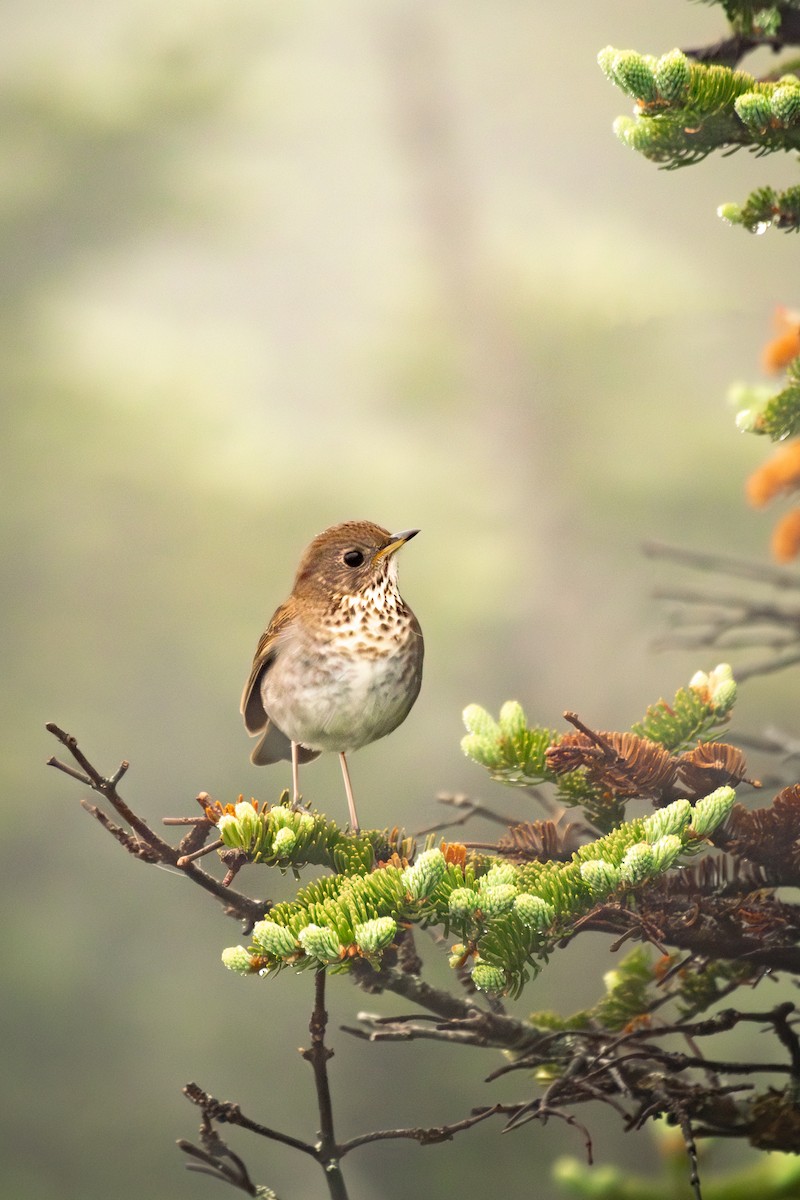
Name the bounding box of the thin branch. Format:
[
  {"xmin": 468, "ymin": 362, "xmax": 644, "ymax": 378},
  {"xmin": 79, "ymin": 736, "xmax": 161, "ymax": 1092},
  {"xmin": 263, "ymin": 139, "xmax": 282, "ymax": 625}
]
[
  {"xmin": 348, "ymin": 960, "xmax": 542, "ymax": 1052},
  {"xmin": 736, "ymin": 650, "xmax": 800, "ymax": 682},
  {"xmin": 183, "ymin": 1082, "xmax": 316, "ymax": 1158},
  {"xmin": 641, "ymin": 542, "xmax": 800, "ymax": 681},
  {"xmin": 415, "ymin": 791, "xmax": 522, "ymax": 837},
  {"xmin": 643, "ymin": 542, "xmax": 800, "ymax": 590},
  {"xmin": 343, "ymin": 1017, "xmax": 496, "ymax": 1046},
  {"xmin": 46, "ymin": 723, "xmax": 268, "ymax": 928},
  {"xmin": 684, "ymin": 9, "xmax": 800, "ymax": 68},
  {"xmin": 300, "ymin": 971, "xmax": 349, "ymax": 1200},
  {"xmin": 339, "ymin": 1105, "xmax": 503, "ymax": 1153},
  {"xmin": 178, "ymin": 1120, "xmax": 262, "ymax": 1197}
]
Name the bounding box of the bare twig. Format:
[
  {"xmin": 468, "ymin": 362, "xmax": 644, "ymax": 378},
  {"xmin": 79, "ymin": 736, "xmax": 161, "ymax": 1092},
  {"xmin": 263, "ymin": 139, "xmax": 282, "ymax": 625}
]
[
  {"xmin": 348, "ymin": 959, "xmax": 542, "ymax": 1052},
  {"xmin": 178, "ymin": 1110, "xmax": 263, "ymax": 1197},
  {"xmin": 643, "ymin": 542, "xmax": 800, "ymax": 589},
  {"xmin": 415, "ymin": 791, "xmax": 522, "ymax": 837},
  {"xmin": 642, "ymin": 543, "xmax": 800, "ymax": 681},
  {"xmin": 46, "ymin": 723, "xmax": 268, "ymax": 928},
  {"xmin": 300, "ymin": 971, "xmax": 349, "ymax": 1200},
  {"xmin": 339, "ymin": 1105, "xmax": 503, "ymax": 1153}
]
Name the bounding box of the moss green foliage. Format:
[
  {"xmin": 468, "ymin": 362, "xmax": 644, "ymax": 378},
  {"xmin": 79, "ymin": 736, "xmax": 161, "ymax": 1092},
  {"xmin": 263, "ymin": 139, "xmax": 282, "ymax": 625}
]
[
  {"xmin": 529, "ymin": 946, "xmax": 659, "ymax": 1034},
  {"xmin": 734, "ymin": 357, "xmax": 800, "ymax": 440},
  {"xmin": 599, "ymin": 37, "xmax": 800, "ymax": 243},
  {"xmin": 632, "ymin": 664, "xmax": 736, "ymax": 750},
  {"xmin": 553, "ymin": 1145, "xmax": 800, "ymax": 1200},
  {"xmin": 530, "ymin": 944, "xmax": 760, "ymax": 1037},
  {"xmin": 719, "ymin": 184, "xmax": 800, "ymax": 234},
  {"xmin": 461, "ymin": 665, "xmax": 736, "ymax": 831},
  {"xmin": 461, "ymin": 700, "xmax": 556, "ymax": 784},
  {"xmin": 675, "ymin": 957, "xmax": 761, "ymax": 1019},
  {"xmin": 461, "ymin": 699, "xmax": 614, "ymax": 827},
  {"xmin": 220, "ymin": 668, "xmax": 739, "ymax": 999},
  {"xmin": 216, "ymin": 795, "xmax": 392, "ymax": 876},
  {"xmin": 598, "ymin": 47, "xmax": 800, "ymax": 169},
  {"xmin": 223, "ymin": 787, "xmax": 733, "ymax": 999}
]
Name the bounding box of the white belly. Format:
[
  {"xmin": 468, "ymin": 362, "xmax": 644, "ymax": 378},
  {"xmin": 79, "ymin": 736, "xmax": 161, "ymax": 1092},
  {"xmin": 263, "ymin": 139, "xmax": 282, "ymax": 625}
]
[{"xmin": 261, "ymin": 638, "xmax": 420, "ymax": 753}]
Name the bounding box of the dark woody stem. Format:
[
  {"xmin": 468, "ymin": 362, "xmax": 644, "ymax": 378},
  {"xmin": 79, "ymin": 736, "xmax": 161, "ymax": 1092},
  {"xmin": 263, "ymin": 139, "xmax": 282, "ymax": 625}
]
[
  {"xmin": 302, "ymin": 970, "xmax": 350, "ymax": 1200},
  {"xmin": 45, "ymin": 722, "xmax": 268, "ymax": 928}
]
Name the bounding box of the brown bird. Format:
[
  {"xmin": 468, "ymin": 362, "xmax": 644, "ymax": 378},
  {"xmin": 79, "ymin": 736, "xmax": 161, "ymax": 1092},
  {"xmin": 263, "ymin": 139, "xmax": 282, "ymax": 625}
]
[{"xmin": 241, "ymin": 521, "xmax": 423, "ymax": 830}]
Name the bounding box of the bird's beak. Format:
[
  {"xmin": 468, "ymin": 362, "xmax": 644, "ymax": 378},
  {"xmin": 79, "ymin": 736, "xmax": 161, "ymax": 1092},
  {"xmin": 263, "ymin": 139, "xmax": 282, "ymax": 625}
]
[{"xmin": 373, "ymin": 528, "xmax": 420, "ymax": 562}]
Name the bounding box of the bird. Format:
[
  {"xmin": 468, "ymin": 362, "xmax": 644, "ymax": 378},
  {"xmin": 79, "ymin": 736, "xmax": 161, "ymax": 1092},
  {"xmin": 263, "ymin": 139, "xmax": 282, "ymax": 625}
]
[{"xmin": 241, "ymin": 520, "xmax": 423, "ymax": 831}]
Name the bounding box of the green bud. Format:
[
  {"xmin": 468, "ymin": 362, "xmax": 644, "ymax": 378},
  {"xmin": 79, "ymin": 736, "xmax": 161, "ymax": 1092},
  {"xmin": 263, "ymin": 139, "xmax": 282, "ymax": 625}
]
[
  {"xmin": 730, "ymin": 384, "xmax": 771, "ymax": 426},
  {"xmin": 479, "ymin": 862, "xmax": 518, "ymax": 889},
  {"xmin": 711, "ymin": 678, "xmax": 737, "ymax": 715},
  {"xmin": 579, "ymin": 858, "xmax": 620, "ymax": 895},
  {"xmin": 650, "ymin": 834, "xmax": 683, "ymax": 872},
  {"xmin": 718, "ymin": 203, "xmax": 742, "ymax": 226},
  {"xmin": 498, "ymin": 700, "xmax": 527, "ymax": 739},
  {"xmin": 514, "ymin": 893, "xmax": 555, "ymax": 930},
  {"xmin": 612, "ymin": 51, "xmax": 658, "ymax": 103},
  {"xmin": 655, "ymin": 49, "xmax": 690, "ymax": 103},
  {"xmin": 735, "ymin": 404, "xmax": 759, "ymax": 429},
  {"xmin": 603, "ymin": 967, "xmax": 622, "ymax": 993},
  {"xmin": 251, "ymin": 920, "xmax": 299, "ymax": 959},
  {"xmin": 298, "ymin": 924, "xmax": 344, "ymax": 964},
  {"xmin": 643, "ymin": 798, "xmax": 692, "ymax": 842},
  {"xmin": 354, "ymin": 916, "xmax": 397, "ymax": 955},
  {"xmin": 460, "ymin": 733, "xmax": 497, "ymax": 766},
  {"xmin": 471, "ymin": 961, "xmax": 507, "ymax": 994},
  {"xmin": 689, "ymin": 663, "xmax": 736, "ymax": 714},
  {"xmin": 217, "ymin": 812, "xmax": 245, "ymax": 849},
  {"xmin": 771, "ymin": 84, "xmax": 800, "ymax": 126},
  {"xmin": 462, "ymin": 704, "xmax": 500, "ymax": 740},
  {"xmin": 597, "ymin": 46, "xmax": 619, "ymax": 81},
  {"xmin": 402, "ymin": 849, "xmax": 447, "ymax": 900},
  {"xmin": 448, "ymin": 942, "xmax": 467, "ymax": 968},
  {"xmin": 479, "ymin": 884, "xmax": 518, "ymax": 918},
  {"xmin": 689, "ymin": 786, "xmax": 736, "ymax": 837},
  {"xmin": 271, "ymin": 806, "xmax": 313, "ymax": 833},
  {"xmin": 619, "ymin": 842, "xmax": 655, "ymax": 885},
  {"xmin": 707, "ymin": 665, "xmax": 736, "ymax": 714},
  {"xmin": 612, "ymin": 115, "xmax": 637, "ymax": 149},
  {"xmin": 448, "ymin": 887, "xmax": 481, "ymax": 919},
  {"xmin": 735, "ymin": 91, "xmax": 773, "ymax": 131},
  {"xmin": 218, "ymin": 802, "xmax": 267, "ymax": 851},
  {"xmin": 272, "ymin": 827, "xmax": 297, "ymax": 856},
  {"xmin": 221, "ymin": 945, "xmax": 256, "ymax": 974}
]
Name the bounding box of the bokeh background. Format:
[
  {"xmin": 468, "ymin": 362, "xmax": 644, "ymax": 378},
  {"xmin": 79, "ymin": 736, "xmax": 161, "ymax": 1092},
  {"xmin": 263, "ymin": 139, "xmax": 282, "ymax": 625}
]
[{"xmin": 5, "ymin": 2, "xmax": 797, "ymax": 1197}]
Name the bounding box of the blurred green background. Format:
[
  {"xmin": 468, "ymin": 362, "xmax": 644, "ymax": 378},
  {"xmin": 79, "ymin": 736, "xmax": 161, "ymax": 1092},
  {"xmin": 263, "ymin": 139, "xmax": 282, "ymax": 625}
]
[{"xmin": 4, "ymin": 2, "xmax": 796, "ymax": 1197}]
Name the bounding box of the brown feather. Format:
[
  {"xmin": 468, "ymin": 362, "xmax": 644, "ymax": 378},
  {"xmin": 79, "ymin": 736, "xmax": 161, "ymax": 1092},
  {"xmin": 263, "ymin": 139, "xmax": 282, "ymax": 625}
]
[{"xmin": 240, "ymin": 598, "xmax": 297, "ymax": 734}]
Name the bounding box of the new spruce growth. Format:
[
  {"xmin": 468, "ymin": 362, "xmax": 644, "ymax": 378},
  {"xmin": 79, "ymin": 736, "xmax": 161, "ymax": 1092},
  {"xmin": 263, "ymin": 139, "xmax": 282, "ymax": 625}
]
[{"xmin": 221, "ymin": 666, "xmax": 741, "ymax": 999}]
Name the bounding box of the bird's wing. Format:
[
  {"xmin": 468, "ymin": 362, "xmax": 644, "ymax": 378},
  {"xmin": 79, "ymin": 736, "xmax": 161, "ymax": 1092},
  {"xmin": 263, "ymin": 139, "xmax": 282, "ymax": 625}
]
[{"xmin": 240, "ymin": 598, "xmax": 296, "ymax": 734}]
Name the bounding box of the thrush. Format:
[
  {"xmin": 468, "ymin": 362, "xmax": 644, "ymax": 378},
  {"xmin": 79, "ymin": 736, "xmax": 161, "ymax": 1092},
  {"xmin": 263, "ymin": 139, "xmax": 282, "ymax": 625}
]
[{"xmin": 241, "ymin": 520, "xmax": 423, "ymax": 830}]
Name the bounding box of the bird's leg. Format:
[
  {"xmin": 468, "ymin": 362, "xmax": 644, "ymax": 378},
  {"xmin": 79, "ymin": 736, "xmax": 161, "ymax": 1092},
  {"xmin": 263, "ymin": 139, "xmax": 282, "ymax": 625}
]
[
  {"xmin": 338, "ymin": 752, "xmax": 359, "ymax": 832},
  {"xmin": 291, "ymin": 741, "xmax": 301, "ymax": 807}
]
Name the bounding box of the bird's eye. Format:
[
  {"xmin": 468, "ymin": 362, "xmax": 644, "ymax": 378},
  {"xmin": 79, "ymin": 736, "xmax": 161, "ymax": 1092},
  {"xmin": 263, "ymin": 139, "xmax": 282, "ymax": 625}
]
[{"xmin": 343, "ymin": 549, "xmax": 365, "ymax": 567}]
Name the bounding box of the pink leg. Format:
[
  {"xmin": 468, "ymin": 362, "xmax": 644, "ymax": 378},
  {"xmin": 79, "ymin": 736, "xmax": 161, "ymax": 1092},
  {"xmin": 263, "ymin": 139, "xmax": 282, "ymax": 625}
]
[
  {"xmin": 291, "ymin": 742, "xmax": 301, "ymax": 806},
  {"xmin": 338, "ymin": 752, "xmax": 359, "ymax": 831}
]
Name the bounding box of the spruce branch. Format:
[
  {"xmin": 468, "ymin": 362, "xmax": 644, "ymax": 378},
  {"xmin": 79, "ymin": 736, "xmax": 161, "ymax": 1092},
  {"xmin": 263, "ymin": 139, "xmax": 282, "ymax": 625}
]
[
  {"xmin": 598, "ymin": 32, "xmax": 800, "ymax": 234},
  {"xmin": 49, "ymin": 662, "xmax": 800, "ymax": 1190}
]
